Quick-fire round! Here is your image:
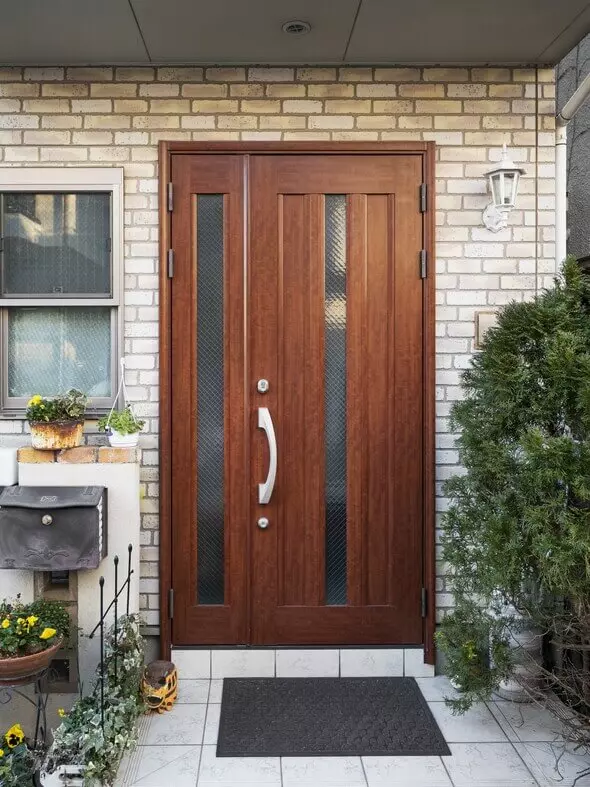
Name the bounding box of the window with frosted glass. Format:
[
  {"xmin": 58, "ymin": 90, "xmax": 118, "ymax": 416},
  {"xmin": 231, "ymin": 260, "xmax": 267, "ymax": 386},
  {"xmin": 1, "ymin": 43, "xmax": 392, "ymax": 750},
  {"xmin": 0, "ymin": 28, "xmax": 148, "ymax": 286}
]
[
  {"xmin": 7, "ymin": 307, "xmax": 112, "ymax": 397},
  {"xmin": 0, "ymin": 182, "xmax": 118, "ymax": 413},
  {"xmin": 2, "ymin": 193, "xmax": 111, "ymax": 296},
  {"xmin": 196, "ymin": 195, "xmax": 225, "ymax": 605},
  {"xmin": 325, "ymin": 195, "xmax": 347, "ymax": 605}
]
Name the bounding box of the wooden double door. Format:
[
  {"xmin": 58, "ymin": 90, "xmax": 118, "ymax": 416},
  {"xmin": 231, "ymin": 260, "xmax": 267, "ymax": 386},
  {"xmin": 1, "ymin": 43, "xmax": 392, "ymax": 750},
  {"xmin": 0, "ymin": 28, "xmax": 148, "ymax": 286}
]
[{"xmin": 167, "ymin": 144, "xmax": 433, "ymax": 649}]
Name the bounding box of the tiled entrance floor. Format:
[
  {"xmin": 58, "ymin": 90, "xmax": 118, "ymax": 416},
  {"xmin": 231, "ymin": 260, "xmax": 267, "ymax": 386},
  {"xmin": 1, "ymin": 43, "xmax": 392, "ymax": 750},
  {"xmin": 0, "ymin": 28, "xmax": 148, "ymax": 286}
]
[{"xmin": 115, "ymin": 676, "xmax": 590, "ymax": 787}]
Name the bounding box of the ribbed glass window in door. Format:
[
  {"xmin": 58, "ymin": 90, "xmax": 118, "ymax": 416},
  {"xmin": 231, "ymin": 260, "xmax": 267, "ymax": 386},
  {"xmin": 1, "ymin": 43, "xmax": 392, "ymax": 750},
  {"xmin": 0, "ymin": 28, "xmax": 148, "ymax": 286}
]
[
  {"xmin": 196, "ymin": 195, "xmax": 225, "ymax": 605},
  {"xmin": 325, "ymin": 195, "xmax": 347, "ymax": 605}
]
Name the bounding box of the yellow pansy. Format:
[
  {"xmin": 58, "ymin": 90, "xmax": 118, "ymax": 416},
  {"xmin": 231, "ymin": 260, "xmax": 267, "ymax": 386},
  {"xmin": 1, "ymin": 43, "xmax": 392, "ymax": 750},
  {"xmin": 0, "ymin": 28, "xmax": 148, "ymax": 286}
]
[
  {"xmin": 27, "ymin": 395, "xmax": 42, "ymax": 407},
  {"xmin": 1, "ymin": 619, "xmax": 9, "ymax": 629},
  {"xmin": 39, "ymin": 627, "xmax": 56, "ymax": 641},
  {"xmin": 5, "ymin": 724, "xmax": 24, "ymax": 748},
  {"xmin": 0, "ymin": 748, "xmax": 4, "ymax": 757},
  {"xmin": 16, "ymin": 618, "xmax": 25, "ymax": 626},
  {"xmin": 26, "ymin": 615, "xmax": 38, "ymax": 628},
  {"xmin": 57, "ymin": 708, "xmax": 66, "ymax": 718}
]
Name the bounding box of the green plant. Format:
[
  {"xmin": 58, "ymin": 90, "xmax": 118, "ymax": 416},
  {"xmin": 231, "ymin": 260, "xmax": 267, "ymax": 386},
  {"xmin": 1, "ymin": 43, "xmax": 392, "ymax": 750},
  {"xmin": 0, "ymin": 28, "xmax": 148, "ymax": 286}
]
[
  {"xmin": 45, "ymin": 614, "xmax": 145, "ymax": 786},
  {"xmin": 435, "ymin": 600, "xmax": 513, "ymax": 713},
  {"xmin": 98, "ymin": 407, "xmax": 145, "ymax": 436},
  {"xmin": 27, "ymin": 598, "xmax": 72, "ymax": 647},
  {"xmin": 25, "ymin": 389, "xmax": 88, "ymax": 423},
  {"xmin": 437, "ymin": 258, "xmax": 590, "ymax": 736},
  {"xmin": 0, "ymin": 725, "xmax": 37, "ymax": 787},
  {"xmin": 0, "ymin": 597, "xmax": 67, "ymax": 658}
]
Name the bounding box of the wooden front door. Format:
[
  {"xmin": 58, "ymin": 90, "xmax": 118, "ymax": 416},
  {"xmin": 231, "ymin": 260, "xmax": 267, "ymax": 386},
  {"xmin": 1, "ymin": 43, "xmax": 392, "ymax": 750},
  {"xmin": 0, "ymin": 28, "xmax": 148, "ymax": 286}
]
[{"xmin": 165, "ymin": 144, "xmax": 433, "ymax": 650}]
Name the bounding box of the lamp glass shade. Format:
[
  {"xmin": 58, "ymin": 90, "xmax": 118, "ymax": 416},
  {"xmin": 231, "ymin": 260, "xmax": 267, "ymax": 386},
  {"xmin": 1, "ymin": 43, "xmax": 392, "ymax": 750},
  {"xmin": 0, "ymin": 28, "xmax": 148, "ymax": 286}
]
[{"xmin": 489, "ymin": 171, "xmax": 502, "ymax": 206}]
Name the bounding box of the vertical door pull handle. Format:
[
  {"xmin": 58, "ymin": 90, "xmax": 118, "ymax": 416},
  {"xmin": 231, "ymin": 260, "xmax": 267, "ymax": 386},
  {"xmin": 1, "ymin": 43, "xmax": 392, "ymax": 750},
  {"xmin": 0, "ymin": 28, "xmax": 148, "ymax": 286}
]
[{"xmin": 258, "ymin": 407, "xmax": 277, "ymax": 504}]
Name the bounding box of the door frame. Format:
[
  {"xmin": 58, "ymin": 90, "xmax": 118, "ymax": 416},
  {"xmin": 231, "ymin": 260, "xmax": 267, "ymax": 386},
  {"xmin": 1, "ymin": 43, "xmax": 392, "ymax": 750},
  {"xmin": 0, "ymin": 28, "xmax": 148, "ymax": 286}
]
[{"xmin": 158, "ymin": 141, "xmax": 436, "ymax": 663}]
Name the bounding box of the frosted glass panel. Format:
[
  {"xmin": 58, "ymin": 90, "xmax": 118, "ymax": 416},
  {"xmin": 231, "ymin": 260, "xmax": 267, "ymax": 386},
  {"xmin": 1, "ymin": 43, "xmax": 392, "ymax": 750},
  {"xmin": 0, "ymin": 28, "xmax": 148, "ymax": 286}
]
[
  {"xmin": 325, "ymin": 195, "xmax": 347, "ymax": 605},
  {"xmin": 3, "ymin": 192, "xmax": 111, "ymax": 296},
  {"xmin": 8, "ymin": 307, "xmax": 112, "ymax": 397},
  {"xmin": 196, "ymin": 195, "xmax": 225, "ymax": 606}
]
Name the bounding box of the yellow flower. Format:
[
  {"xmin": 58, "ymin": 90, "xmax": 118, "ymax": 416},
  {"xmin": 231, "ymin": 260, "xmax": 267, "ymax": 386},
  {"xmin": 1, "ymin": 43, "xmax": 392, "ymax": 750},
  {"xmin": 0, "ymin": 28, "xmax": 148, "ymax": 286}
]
[
  {"xmin": 0, "ymin": 748, "xmax": 4, "ymax": 758},
  {"xmin": 39, "ymin": 627, "xmax": 56, "ymax": 641},
  {"xmin": 26, "ymin": 615, "xmax": 38, "ymax": 628},
  {"xmin": 5, "ymin": 724, "xmax": 24, "ymax": 748},
  {"xmin": 16, "ymin": 618, "xmax": 25, "ymax": 626},
  {"xmin": 27, "ymin": 395, "xmax": 42, "ymax": 407},
  {"xmin": 57, "ymin": 708, "xmax": 66, "ymax": 718},
  {"xmin": 1, "ymin": 619, "xmax": 9, "ymax": 629}
]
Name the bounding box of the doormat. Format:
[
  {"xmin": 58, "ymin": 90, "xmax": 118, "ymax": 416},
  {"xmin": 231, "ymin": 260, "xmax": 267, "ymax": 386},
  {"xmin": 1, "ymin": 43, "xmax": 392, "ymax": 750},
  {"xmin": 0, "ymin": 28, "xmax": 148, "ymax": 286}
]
[{"xmin": 217, "ymin": 677, "xmax": 450, "ymax": 757}]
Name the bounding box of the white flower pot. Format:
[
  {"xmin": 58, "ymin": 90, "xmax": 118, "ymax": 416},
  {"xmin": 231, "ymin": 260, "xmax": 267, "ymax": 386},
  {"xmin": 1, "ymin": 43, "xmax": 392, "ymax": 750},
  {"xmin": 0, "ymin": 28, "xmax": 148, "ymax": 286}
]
[
  {"xmin": 108, "ymin": 429, "xmax": 139, "ymax": 448},
  {"xmin": 41, "ymin": 765, "xmax": 86, "ymax": 786}
]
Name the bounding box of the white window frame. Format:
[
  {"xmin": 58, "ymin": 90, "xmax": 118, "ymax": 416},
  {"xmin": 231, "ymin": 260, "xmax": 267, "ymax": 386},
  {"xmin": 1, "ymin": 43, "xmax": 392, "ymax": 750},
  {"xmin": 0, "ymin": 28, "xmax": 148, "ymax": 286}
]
[{"xmin": 0, "ymin": 167, "xmax": 124, "ymax": 417}]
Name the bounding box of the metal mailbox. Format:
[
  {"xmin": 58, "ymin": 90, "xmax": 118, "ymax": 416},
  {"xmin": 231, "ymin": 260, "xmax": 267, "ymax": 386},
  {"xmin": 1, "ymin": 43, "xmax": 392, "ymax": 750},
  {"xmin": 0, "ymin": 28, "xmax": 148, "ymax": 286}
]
[{"xmin": 0, "ymin": 486, "xmax": 108, "ymax": 570}]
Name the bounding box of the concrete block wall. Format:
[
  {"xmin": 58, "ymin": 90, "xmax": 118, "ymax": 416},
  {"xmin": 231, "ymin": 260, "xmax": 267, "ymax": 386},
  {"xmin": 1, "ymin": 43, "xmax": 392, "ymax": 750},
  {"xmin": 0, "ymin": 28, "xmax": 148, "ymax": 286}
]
[{"xmin": 0, "ymin": 65, "xmax": 557, "ymax": 637}]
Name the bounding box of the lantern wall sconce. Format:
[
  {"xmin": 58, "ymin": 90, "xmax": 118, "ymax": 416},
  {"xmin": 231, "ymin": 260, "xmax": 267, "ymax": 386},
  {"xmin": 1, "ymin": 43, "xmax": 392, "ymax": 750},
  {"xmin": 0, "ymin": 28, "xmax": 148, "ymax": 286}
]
[{"xmin": 482, "ymin": 144, "xmax": 525, "ymax": 232}]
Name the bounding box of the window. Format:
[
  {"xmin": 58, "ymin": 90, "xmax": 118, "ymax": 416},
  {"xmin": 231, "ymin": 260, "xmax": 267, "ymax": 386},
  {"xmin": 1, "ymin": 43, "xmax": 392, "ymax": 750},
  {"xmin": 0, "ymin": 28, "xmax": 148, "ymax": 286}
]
[{"xmin": 0, "ymin": 169, "xmax": 123, "ymax": 415}]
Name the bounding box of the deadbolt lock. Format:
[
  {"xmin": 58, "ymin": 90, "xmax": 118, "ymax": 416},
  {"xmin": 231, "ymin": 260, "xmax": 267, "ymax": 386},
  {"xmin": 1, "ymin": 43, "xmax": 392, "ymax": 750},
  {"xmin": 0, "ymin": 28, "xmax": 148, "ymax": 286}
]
[
  {"xmin": 257, "ymin": 379, "xmax": 269, "ymax": 394},
  {"xmin": 257, "ymin": 517, "xmax": 269, "ymax": 529}
]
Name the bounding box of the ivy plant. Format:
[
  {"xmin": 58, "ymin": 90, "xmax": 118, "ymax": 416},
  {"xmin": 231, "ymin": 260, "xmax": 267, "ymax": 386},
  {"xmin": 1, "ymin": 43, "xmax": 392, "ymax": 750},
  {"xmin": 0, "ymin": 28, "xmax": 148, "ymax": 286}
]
[{"xmin": 44, "ymin": 614, "xmax": 145, "ymax": 786}]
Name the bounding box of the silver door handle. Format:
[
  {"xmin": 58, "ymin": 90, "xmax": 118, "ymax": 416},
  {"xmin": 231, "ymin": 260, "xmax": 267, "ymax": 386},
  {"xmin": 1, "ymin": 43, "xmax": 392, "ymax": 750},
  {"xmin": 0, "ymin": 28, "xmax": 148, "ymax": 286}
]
[{"xmin": 258, "ymin": 406, "xmax": 277, "ymax": 504}]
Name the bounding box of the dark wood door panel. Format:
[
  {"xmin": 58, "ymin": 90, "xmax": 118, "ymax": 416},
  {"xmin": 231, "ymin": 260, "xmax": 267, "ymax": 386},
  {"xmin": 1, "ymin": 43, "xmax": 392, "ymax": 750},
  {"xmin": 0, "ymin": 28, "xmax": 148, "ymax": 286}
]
[
  {"xmin": 167, "ymin": 147, "xmax": 430, "ymax": 649},
  {"xmin": 278, "ymin": 194, "xmax": 325, "ymax": 607},
  {"xmin": 272, "ymin": 155, "xmax": 423, "ymax": 194},
  {"xmin": 271, "ymin": 606, "xmax": 421, "ymax": 646},
  {"xmin": 170, "ymin": 154, "xmax": 248, "ymax": 645},
  {"xmin": 250, "ymin": 154, "xmax": 424, "ymax": 646}
]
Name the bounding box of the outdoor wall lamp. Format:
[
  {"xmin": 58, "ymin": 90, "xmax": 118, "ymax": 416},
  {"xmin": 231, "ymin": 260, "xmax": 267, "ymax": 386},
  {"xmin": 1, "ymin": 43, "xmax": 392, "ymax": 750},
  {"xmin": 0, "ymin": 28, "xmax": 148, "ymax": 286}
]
[{"xmin": 482, "ymin": 144, "xmax": 525, "ymax": 232}]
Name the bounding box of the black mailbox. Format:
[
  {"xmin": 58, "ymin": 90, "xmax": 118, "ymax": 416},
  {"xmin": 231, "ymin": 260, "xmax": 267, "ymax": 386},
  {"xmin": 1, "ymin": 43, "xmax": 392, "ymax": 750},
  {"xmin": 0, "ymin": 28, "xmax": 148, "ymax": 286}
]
[{"xmin": 0, "ymin": 486, "xmax": 107, "ymax": 570}]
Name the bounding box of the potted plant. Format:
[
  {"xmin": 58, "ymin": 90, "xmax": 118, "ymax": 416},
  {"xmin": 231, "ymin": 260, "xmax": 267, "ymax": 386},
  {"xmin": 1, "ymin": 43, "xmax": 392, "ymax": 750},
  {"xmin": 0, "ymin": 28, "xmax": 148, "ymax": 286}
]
[
  {"xmin": 98, "ymin": 407, "xmax": 144, "ymax": 448},
  {"xmin": 26, "ymin": 389, "xmax": 88, "ymax": 450},
  {"xmin": 0, "ymin": 597, "xmax": 69, "ymax": 683}
]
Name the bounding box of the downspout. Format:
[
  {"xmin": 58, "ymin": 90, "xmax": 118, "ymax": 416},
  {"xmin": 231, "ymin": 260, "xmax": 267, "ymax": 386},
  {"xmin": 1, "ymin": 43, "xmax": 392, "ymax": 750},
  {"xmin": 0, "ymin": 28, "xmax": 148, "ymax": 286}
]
[{"xmin": 555, "ymin": 71, "xmax": 590, "ymax": 268}]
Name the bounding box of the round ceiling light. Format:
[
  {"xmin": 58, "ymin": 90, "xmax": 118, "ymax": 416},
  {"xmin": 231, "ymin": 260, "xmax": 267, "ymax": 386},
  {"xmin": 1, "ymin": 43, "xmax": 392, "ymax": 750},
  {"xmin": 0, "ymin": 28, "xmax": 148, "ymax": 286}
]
[{"xmin": 282, "ymin": 20, "xmax": 312, "ymax": 35}]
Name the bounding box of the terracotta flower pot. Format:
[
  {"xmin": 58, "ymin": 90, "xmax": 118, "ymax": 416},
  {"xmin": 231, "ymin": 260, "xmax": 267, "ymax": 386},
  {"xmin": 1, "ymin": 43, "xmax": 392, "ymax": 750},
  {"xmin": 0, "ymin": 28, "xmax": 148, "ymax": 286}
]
[
  {"xmin": 0, "ymin": 638, "xmax": 62, "ymax": 684},
  {"xmin": 30, "ymin": 421, "xmax": 84, "ymax": 450}
]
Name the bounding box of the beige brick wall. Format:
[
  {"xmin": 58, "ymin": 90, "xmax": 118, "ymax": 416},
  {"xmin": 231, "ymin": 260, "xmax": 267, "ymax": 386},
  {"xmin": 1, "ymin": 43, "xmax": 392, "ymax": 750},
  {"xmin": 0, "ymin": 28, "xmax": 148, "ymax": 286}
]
[{"xmin": 0, "ymin": 65, "xmax": 556, "ymax": 633}]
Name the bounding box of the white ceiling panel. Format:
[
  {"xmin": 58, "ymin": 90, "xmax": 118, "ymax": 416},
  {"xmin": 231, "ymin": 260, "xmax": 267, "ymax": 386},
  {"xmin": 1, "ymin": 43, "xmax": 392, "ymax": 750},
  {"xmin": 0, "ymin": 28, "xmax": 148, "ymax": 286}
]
[
  {"xmin": 0, "ymin": 0, "xmax": 147, "ymax": 65},
  {"xmin": 347, "ymin": 0, "xmax": 590, "ymax": 64},
  {"xmin": 131, "ymin": 0, "xmax": 360, "ymax": 63}
]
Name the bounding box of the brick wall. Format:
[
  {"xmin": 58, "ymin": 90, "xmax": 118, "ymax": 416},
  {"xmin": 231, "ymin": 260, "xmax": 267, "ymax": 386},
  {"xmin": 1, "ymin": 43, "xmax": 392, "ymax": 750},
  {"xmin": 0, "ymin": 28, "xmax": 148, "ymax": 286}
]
[{"xmin": 0, "ymin": 65, "xmax": 556, "ymax": 636}]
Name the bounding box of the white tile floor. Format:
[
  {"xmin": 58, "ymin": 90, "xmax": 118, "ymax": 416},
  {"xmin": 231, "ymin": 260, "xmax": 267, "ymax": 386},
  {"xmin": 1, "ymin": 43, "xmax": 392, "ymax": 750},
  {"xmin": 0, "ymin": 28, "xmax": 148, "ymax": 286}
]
[{"xmin": 115, "ymin": 675, "xmax": 590, "ymax": 787}]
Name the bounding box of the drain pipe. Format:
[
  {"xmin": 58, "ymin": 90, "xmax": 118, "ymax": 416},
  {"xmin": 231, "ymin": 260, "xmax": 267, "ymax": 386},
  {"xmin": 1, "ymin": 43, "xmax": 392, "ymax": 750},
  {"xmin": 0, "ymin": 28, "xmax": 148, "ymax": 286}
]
[{"xmin": 555, "ymin": 71, "xmax": 590, "ymax": 268}]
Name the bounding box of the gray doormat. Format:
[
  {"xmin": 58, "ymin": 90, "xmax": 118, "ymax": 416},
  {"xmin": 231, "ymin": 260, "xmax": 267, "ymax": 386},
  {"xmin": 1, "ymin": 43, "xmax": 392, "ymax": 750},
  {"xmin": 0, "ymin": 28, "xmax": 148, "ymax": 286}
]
[{"xmin": 217, "ymin": 677, "xmax": 450, "ymax": 757}]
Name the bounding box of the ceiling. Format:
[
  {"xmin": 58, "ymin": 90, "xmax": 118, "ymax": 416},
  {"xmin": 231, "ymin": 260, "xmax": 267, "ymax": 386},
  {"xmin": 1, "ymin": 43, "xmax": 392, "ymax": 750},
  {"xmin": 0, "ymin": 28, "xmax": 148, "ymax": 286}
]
[{"xmin": 2, "ymin": 0, "xmax": 589, "ymax": 66}]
